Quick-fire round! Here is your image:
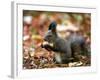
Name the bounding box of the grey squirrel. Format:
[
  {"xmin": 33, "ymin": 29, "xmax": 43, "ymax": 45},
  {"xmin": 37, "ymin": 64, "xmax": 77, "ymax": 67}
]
[{"xmin": 42, "ymin": 21, "xmax": 89, "ymax": 64}]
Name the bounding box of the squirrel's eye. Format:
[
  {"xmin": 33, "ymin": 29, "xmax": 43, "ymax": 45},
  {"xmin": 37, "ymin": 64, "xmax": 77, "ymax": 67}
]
[{"xmin": 48, "ymin": 35, "xmax": 52, "ymax": 37}]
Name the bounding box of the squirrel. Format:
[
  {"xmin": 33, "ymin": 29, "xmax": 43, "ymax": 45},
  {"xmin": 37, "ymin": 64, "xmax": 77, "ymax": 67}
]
[{"xmin": 42, "ymin": 21, "xmax": 89, "ymax": 64}]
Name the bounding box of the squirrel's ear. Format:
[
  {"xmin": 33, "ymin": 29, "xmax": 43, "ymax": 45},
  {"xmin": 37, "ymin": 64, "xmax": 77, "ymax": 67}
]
[{"xmin": 48, "ymin": 21, "xmax": 57, "ymax": 33}]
